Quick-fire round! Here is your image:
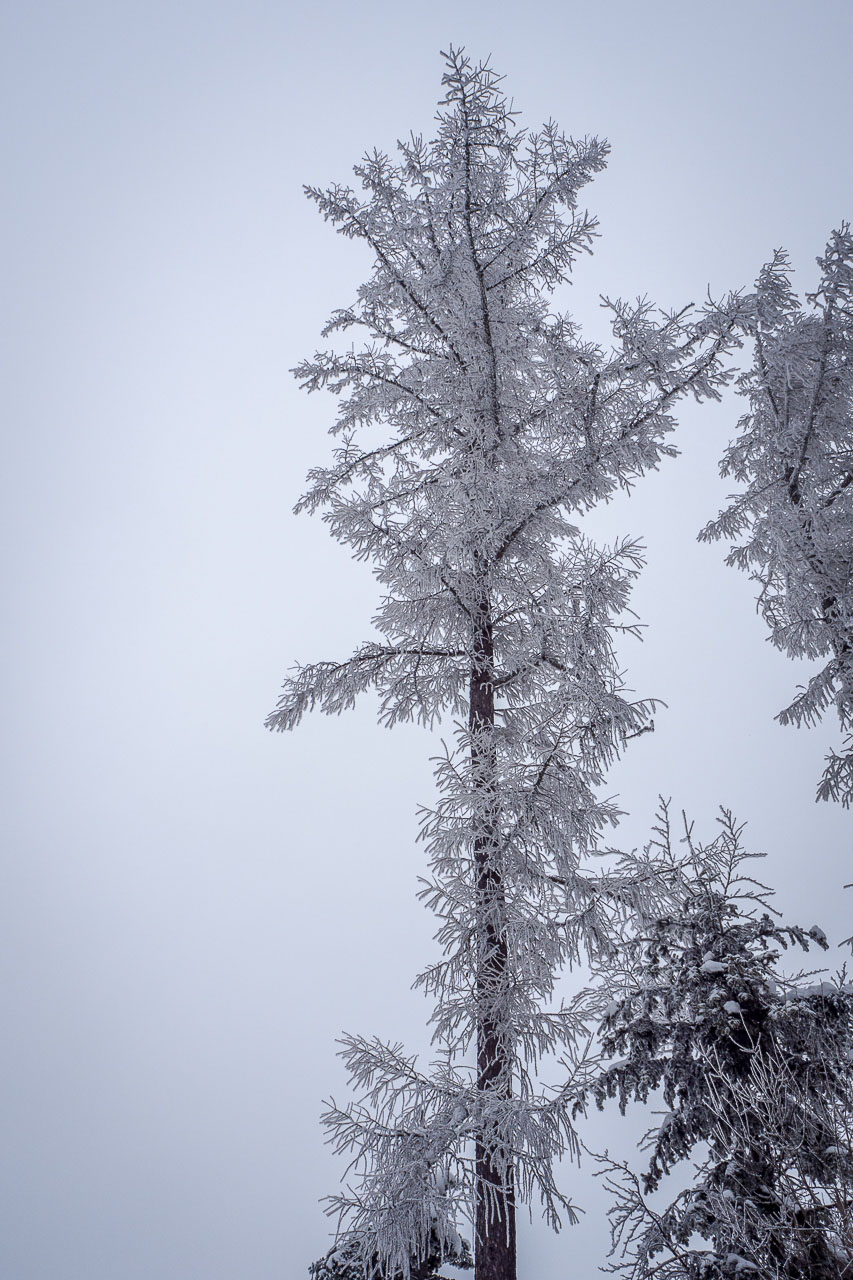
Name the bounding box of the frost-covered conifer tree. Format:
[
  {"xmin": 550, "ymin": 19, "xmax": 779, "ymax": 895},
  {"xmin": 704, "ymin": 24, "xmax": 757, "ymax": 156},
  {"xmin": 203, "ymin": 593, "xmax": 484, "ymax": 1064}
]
[
  {"xmin": 310, "ymin": 1222, "xmax": 472, "ymax": 1280},
  {"xmin": 269, "ymin": 49, "xmax": 740, "ymax": 1280},
  {"xmin": 585, "ymin": 805, "xmax": 853, "ymax": 1278},
  {"xmin": 701, "ymin": 228, "xmax": 853, "ymax": 806}
]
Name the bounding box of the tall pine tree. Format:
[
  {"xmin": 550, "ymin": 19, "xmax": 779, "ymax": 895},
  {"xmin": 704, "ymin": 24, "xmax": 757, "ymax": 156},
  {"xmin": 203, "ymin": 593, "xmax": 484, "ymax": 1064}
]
[{"xmin": 270, "ymin": 49, "xmax": 740, "ymax": 1280}]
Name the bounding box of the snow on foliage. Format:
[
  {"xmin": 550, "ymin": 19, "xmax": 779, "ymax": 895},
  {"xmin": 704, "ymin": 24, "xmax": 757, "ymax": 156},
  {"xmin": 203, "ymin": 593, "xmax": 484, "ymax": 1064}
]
[
  {"xmin": 580, "ymin": 802, "xmax": 853, "ymax": 1278},
  {"xmin": 271, "ymin": 48, "xmax": 743, "ymax": 1279},
  {"xmin": 701, "ymin": 226, "xmax": 853, "ymax": 806},
  {"xmin": 310, "ymin": 1222, "xmax": 472, "ymax": 1280}
]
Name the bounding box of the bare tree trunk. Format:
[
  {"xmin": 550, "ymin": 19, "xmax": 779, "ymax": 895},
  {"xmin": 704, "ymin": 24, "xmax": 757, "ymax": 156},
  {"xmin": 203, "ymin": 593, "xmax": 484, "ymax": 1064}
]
[{"xmin": 470, "ymin": 596, "xmax": 517, "ymax": 1280}]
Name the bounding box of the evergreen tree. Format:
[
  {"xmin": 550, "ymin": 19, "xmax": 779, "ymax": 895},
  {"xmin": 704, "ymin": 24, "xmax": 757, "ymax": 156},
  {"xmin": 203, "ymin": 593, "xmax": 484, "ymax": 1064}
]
[
  {"xmin": 584, "ymin": 805, "xmax": 853, "ymax": 1278},
  {"xmin": 310, "ymin": 1222, "xmax": 472, "ymax": 1280},
  {"xmin": 269, "ymin": 50, "xmax": 741, "ymax": 1280},
  {"xmin": 701, "ymin": 227, "xmax": 853, "ymax": 805}
]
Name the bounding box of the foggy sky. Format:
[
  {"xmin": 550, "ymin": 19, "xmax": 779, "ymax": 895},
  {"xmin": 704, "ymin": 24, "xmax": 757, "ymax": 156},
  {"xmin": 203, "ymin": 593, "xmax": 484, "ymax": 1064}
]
[{"xmin": 2, "ymin": 1, "xmax": 852, "ymax": 1276}]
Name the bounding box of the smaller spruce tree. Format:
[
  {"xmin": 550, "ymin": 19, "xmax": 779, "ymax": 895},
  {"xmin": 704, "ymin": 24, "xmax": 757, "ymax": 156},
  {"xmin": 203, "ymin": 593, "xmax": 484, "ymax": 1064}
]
[{"xmin": 581, "ymin": 804, "xmax": 853, "ymax": 1278}]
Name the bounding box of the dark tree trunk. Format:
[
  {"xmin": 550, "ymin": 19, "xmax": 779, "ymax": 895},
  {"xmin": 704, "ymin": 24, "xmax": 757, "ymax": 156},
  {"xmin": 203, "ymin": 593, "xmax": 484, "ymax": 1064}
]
[
  {"xmin": 784, "ymin": 464, "xmax": 851, "ymax": 661},
  {"xmin": 470, "ymin": 597, "xmax": 517, "ymax": 1280}
]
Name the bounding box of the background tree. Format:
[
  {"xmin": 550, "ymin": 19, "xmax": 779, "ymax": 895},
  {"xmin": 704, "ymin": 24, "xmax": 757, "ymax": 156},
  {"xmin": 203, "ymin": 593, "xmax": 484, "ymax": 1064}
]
[
  {"xmin": 701, "ymin": 227, "xmax": 853, "ymax": 806},
  {"xmin": 585, "ymin": 805, "xmax": 853, "ymax": 1278},
  {"xmin": 269, "ymin": 49, "xmax": 741, "ymax": 1280}
]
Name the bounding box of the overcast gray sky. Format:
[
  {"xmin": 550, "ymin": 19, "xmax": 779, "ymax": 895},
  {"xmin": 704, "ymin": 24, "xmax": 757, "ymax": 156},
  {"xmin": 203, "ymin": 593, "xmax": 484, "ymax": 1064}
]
[{"xmin": 2, "ymin": 1, "xmax": 852, "ymax": 1276}]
